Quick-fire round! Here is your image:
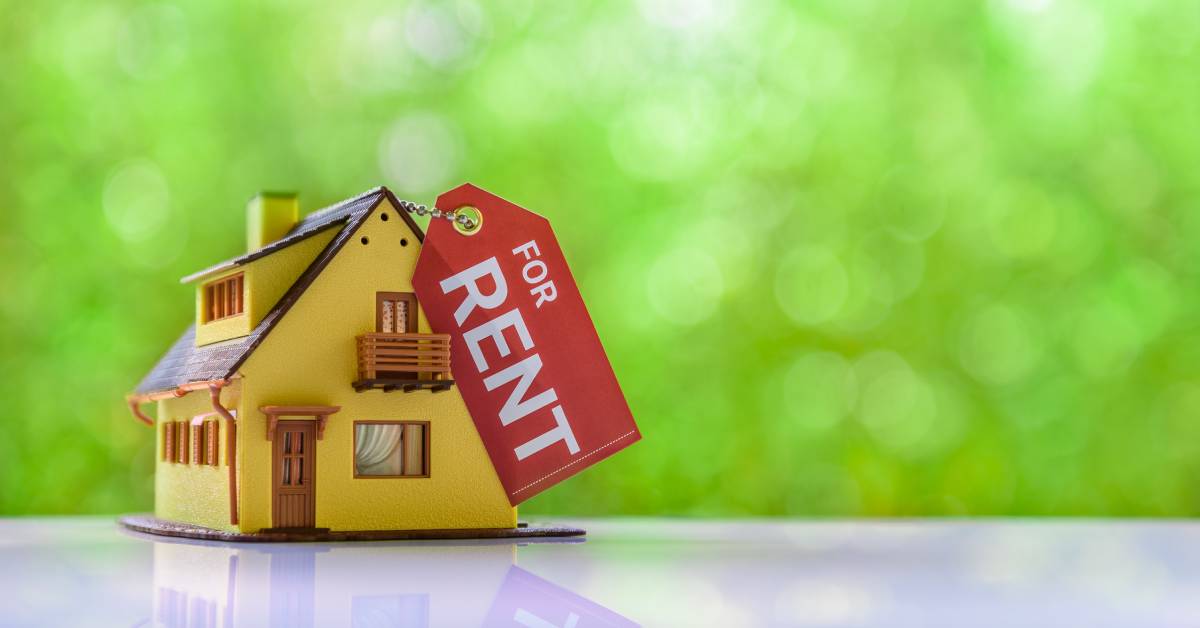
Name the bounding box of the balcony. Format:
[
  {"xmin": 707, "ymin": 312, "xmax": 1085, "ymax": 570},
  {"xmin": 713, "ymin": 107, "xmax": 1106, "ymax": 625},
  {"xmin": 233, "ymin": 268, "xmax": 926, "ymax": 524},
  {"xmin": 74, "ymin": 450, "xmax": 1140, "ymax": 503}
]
[{"xmin": 352, "ymin": 333, "xmax": 455, "ymax": 393}]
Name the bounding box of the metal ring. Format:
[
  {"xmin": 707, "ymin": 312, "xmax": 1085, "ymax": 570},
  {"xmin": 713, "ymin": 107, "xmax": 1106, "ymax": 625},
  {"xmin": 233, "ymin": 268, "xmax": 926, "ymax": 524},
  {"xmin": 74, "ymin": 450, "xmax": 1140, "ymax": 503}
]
[{"xmin": 453, "ymin": 206, "xmax": 482, "ymax": 236}]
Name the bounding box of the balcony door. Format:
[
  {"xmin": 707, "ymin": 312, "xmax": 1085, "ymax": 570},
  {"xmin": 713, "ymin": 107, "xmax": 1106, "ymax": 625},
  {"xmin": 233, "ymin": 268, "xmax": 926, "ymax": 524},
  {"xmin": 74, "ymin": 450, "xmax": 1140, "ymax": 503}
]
[
  {"xmin": 377, "ymin": 292, "xmax": 418, "ymax": 334},
  {"xmin": 376, "ymin": 292, "xmax": 419, "ymax": 379}
]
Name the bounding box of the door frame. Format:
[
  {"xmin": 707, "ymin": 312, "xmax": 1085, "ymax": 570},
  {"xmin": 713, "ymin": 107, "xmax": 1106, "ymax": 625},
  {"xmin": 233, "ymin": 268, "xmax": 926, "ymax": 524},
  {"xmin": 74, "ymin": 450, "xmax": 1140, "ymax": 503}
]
[
  {"xmin": 376, "ymin": 291, "xmax": 420, "ymax": 379},
  {"xmin": 376, "ymin": 291, "xmax": 419, "ymax": 334},
  {"xmin": 271, "ymin": 420, "xmax": 317, "ymax": 529}
]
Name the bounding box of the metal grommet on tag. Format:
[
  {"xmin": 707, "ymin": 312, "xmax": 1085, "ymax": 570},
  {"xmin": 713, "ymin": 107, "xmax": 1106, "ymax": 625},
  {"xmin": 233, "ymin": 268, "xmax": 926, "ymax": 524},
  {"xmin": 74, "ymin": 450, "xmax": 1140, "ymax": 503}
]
[{"xmin": 453, "ymin": 206, "xmax": 483, "ymax": 236}]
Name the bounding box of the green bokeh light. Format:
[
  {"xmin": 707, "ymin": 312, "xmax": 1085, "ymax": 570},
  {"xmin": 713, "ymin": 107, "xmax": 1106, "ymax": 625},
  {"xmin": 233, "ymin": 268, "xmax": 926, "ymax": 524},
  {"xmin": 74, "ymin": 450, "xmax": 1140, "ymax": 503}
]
[{"xmin": 1, "ymin": 0, "xmax": 1198, "ymax": 516}]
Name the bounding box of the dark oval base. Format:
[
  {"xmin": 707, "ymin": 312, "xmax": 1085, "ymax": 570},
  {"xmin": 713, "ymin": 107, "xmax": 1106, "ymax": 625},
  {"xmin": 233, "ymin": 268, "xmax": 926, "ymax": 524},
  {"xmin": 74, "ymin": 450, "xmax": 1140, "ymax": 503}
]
[{"xmin": 118, "ymin": 514, "xmax": 585, "ymax": 543}]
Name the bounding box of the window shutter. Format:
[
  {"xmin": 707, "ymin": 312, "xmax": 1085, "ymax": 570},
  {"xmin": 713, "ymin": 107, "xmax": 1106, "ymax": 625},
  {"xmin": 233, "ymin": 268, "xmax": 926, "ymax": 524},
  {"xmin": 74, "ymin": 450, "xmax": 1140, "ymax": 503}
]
[
  {"xmin": 164, "ymin": 422, "xmax": 175, "ymax": 462},
  {"xmin": 206, "ymin": 422, "xmax": 218, "ymax": 465},
  {"xmin": 178, "ymin": 422, "xmax": 188, "ymax": 464},
  {"xmin": 233, "ymin": 275, "xmax": 243, "ymax": 314},
  {"xmin": 402, "ymin": 424, "xmax": 425, "ymax": 476},
  {"xmin": 192, "ymin": 425, "xmax": 202, "ymax": 465}
]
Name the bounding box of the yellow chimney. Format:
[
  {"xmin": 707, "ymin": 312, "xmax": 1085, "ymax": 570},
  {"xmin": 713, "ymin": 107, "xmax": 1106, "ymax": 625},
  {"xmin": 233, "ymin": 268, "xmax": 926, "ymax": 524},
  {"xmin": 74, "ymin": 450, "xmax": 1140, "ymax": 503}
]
[{"xmin": 246, "ymin": 192, "xmax": 298, "ymax": 252}]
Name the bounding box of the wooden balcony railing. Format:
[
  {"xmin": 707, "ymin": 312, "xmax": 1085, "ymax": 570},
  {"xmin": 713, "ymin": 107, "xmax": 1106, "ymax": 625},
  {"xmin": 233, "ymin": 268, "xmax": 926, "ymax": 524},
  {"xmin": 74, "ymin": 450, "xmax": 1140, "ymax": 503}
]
[{"xmin": 353, "ymin": 333, "xmax": 454, "ymax": 393}]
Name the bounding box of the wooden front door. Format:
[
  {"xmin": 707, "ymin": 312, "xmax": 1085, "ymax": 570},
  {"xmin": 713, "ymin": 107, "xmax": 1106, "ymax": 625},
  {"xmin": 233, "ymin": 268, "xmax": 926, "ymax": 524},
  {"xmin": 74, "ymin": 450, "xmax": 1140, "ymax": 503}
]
[{"xmin": 273, "ymin": 421, "xmax": 316, "ymax": 529}]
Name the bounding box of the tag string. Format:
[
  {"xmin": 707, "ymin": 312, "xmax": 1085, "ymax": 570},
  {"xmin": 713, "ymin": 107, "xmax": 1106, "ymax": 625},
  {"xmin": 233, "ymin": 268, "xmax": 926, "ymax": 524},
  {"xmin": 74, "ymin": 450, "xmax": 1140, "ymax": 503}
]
[{"xmin": 395, "ymin": 199, "xmax": 478, "ymax": 231}]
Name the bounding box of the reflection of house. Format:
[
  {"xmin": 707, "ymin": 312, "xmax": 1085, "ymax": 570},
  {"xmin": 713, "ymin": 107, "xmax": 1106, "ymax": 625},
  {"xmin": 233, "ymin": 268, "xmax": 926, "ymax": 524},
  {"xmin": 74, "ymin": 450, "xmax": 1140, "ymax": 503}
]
[
  {"xmin": 126, "ymin": 189, "xmax": 515, "ymax": 535},
  {"xmin": 148, "ymin": 536, "xmax": 637, "ymax": 627}
]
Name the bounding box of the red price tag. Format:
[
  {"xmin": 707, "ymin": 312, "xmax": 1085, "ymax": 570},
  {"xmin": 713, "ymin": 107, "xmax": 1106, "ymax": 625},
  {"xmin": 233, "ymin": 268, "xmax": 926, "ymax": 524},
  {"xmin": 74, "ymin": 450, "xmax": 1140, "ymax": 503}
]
[{"xmin": 413, "ymin": 184, "xmax": 641, "ymax": 505}]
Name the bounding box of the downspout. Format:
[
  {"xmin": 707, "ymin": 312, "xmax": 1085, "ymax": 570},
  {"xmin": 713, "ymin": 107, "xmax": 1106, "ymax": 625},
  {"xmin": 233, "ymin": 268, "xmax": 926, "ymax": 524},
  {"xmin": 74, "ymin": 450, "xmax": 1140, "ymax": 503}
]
[
  {"xmin": 209, "ymin": 384, "xmax": 240, "ymax": 526},
  {"xmin": 126, "ymin": 398, "xmax": 154, "ymax": 426}
]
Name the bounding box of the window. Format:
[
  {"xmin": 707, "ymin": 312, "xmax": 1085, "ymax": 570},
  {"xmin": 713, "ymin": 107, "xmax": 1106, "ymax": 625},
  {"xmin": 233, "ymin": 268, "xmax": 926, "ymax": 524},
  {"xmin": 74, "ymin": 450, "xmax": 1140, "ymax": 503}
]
[
  {"xmin": 353, "ymin": 422, "xmax": 428, "ymax": 477},
  {"xmin": 163, "ymin": 420, "xmax": 219, "ymax": 466},
  {"xmin": 175, "ymin": 421, "xmax": 189, "ymax": 464},
  {"xmin": 203, "ymin": 273, "xmax": 244, "ymax": 322}
]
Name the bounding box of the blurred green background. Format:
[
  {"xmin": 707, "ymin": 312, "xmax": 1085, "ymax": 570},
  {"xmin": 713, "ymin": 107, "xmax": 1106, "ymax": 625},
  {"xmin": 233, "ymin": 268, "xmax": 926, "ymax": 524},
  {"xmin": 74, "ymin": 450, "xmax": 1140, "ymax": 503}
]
[{"xmin": 2, "ymin": 0, "xmax": 1198, "ymax": 517}]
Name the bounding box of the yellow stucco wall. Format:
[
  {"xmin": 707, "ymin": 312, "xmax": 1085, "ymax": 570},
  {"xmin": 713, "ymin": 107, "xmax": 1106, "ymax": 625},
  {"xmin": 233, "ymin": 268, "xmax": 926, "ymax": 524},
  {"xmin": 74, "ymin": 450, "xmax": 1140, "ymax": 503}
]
[
  {"xmin": 194, "ymin": 229, "xmax": 337, "ymax": 346},
  {"xmin": 154, "ymin": 381, "xmax": 241, "ymax": 532},
  {"xmin": 232, "ymin": 199, "xmax": 516, "ymax": 532}
]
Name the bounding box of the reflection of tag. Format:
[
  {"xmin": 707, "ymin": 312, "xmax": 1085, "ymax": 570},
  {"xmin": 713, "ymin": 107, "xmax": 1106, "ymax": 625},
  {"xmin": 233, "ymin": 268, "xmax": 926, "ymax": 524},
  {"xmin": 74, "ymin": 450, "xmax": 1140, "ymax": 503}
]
[
  {"xmin": 484, "ymin": 565, "xmax": 640, "ymax": 627},
  {"xmin": 413, "ymin": 183, "xmax": 641, "ymax": 505}
]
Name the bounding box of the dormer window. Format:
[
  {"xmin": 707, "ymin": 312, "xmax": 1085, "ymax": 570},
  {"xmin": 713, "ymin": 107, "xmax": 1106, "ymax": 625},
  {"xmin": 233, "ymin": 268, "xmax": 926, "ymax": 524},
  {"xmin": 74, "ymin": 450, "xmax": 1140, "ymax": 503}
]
[{"xmin": 203, "ymin": 273, "xmax": 244, "ymax": 323}]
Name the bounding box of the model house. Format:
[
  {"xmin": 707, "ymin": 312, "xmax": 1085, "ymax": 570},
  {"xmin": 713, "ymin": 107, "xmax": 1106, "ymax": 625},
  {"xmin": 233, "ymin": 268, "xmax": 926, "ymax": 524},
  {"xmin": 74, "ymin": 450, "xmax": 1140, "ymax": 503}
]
[{"xmin": 126, "ymin": 187, "xmax": 538, "ymax": 538}]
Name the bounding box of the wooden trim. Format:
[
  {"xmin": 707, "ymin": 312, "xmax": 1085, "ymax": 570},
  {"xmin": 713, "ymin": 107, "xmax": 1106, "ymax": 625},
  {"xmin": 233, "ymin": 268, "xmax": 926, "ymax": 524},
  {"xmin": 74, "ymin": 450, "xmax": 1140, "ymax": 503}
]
[
  {"xmin": 355, "ymin": 333, "xmax": 451, "ymax": 382},
  {"xmin": 351, "ymin": 378, "xmax": 455, "ymax": 393},
  {"xmin": 352, "ymin": 420, "xmax": 430, "ymax": 479},
  {"xmin": 260, "ymin": 405, "xmax": 343, "ymax": 414},
  {"xmin": 202, "ymin": 272, "xmax": 245, "ymax": 324},
  {"xmin": 260, "ymin": 406, "xmax": 341, "ymax": 441}
]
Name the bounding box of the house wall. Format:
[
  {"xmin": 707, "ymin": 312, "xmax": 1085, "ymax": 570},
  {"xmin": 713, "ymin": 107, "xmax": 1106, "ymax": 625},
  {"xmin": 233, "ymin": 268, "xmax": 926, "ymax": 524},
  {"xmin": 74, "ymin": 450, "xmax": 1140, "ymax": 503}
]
[
  {"xmin": 194, "ymin": 228, "xmax": 337, "ymax": 347},
  {"xmin": 154, "ymin": 381, "xmax": 241, "ymax": 532},
  {"xmin": 235, "ymin": 198, "xmax": 517, "ymax": 532},
  {"xmin": 152, "ymin": 540, "xmax": 237, "ymax": 626}
]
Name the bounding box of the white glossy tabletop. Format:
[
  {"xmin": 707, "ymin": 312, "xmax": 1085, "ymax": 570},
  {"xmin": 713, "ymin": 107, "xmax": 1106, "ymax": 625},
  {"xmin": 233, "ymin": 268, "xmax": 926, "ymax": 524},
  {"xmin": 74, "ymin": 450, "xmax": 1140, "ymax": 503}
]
[{"xmin": 1, "ymin": 517, "xmax": 1198, "ymax": 626}]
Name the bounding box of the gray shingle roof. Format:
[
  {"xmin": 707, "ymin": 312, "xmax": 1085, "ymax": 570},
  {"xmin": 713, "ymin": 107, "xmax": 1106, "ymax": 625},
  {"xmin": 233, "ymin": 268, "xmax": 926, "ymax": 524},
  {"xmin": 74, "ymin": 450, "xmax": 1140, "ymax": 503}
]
[
  {"xmin": 179, "ymin": 187, "xmax": 414, "ymax": 283},
  {"xmin": 132, "ymin": 187, "xmax": 424, "ymax": 396}
]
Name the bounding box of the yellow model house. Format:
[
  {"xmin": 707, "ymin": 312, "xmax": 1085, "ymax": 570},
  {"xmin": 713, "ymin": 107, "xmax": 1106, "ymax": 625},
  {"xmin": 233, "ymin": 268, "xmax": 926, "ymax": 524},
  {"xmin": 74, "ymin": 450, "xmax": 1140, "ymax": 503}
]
[{"xmin": 125, "ymin": 188, "xmax": 570, "ymax": 540}]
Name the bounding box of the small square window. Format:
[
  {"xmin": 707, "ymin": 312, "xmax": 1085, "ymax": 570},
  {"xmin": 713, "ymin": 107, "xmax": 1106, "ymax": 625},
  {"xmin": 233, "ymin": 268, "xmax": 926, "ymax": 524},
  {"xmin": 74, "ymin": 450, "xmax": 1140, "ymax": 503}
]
[
  {"xmin": 202, "ymin": 273, "xmax": 244, "ymax": 323},
  {"xmin": 353, "ymin": 422, "xmax": 428, "ymax": 477}
]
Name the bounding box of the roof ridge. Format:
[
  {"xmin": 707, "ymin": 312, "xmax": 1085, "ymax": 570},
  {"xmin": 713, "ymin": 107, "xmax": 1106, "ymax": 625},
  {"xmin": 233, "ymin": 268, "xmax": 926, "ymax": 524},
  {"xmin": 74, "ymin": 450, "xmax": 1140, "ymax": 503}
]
[
  {"xmin": 301, "ymin": 186, "xmax": 387, "ymax": 221},
  {"xmin": 215, "ymin": 201, "xmax": 381, "ymax": 381},
  {"xmin": 178, "ymin": 187, "xmax": 396, "ymax": 284}
]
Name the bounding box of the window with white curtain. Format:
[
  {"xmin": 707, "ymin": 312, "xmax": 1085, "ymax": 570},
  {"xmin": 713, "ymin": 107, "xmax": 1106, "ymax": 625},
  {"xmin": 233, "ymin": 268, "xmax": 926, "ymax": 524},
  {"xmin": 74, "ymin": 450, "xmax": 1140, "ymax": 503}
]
[{"xmin": 354, "ymin": 422, "xmax": 428, "ymax": 477}]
